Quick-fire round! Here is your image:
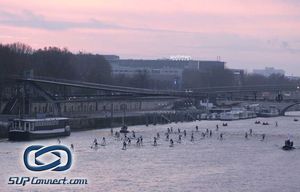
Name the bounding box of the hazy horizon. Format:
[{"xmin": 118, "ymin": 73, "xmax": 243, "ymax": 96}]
[{"xmin": 1, "ymin": 0, "xmax": 299, "ymax": 75}]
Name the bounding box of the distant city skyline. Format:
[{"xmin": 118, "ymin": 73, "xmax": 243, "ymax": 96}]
[{"xmin": 0, "ymin": 0, "xmax": 299, "ymax": 75}]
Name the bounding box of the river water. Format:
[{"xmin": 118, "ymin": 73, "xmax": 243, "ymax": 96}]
[{"xmin": 1, "ymin": 112, "xmax": 300, "ymax": 192}]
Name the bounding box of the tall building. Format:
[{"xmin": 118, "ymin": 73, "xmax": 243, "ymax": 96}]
[
  {"xmin": 230, "ymin": 69, "xmax": 245, "ymax": 86},
  {"xmin": 253, "ymin": 67, "xmax": 285, "ymax": 77}
]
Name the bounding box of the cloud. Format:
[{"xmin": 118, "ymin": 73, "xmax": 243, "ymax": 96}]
[
  {"xmin": 0, "ymin": 1, "xmax": 299, "ymax": 75},
  {"xmin": 0, "ymin": 9, "xmax": 123, "ymax": 30},
  {"xmin": 0, "ymin": 9, "xmax": 192, "ymax": 34},
  {"xmin": 267, "ymin": 39, "xmax": 300, "ymax": 54}
]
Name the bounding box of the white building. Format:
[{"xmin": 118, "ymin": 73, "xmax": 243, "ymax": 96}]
[
  {"xmin": 103, "ymin": 56, "xmax": 225, "ymax": 88},
  {"xmin": 253, "ymin": 67, "xmax": 285, "ymax": 77}
]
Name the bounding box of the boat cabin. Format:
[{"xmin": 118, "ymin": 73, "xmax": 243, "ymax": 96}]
[{"xmin": 10, "ymin": 117, "xmax": 69, "ymax": 132}]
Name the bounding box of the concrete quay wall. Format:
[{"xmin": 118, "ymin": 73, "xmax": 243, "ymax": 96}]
[{"xmin": 0, "ymin": 110, "xmax": 202, "ymax": 138}]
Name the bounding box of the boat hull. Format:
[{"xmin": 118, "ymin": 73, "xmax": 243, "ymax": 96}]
[
  {"xmin": 120, "ymin": 130, "xmax": 129, "ymax": 134},
  {"xmin": 9, "ymin": 130, "xmax": 71, "ymax": 141}
]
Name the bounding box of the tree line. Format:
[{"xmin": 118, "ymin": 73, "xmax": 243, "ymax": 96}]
[
  {"xmin": 0, "ymin": 42, "xmax": 298, "ymax": 90},
  {"xmin": 182, "ymin": 67, "xmax": 235, "ymax": 88},
  {"xmin": 0, "ymin": 42, "xmax": 111, "ymax": 83},
  {"xmin": 182, "ymin": 67, "xmax": 299, "ymax": 89}
]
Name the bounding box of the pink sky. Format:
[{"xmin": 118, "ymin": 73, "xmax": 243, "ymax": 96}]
[{"xmin": 0, "ymin": 0, "xmax": 300, "ymax": 75}]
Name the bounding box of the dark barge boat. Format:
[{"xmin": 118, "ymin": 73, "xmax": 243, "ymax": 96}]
[
  {"xmin": 9, "ymin": 117, "xmax": 71, "ymax": 141},
  {"xmin": 120, "ymin": 125, "xmax": 129, "ymax": 134}
]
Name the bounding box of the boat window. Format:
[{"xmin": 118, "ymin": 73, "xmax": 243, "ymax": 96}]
[
  {"xmin": 25, "ymin": 122, "xmax": 29, "ymax": 131},
  {"xmin": 16, "ymin": 121, "xmax": 20, "ymax": 129},
  {"xmin": 21, "ymin": 122, "xmax": 25, "ymax": 130},
  {"xmin": 30, "ymin": 123, "xmax": 34, "ymax": 131}
]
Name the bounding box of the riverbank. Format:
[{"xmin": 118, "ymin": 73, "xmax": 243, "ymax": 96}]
[{"xmin": 0, "ymin": 110, "xmax": 202, "ymax": 138}]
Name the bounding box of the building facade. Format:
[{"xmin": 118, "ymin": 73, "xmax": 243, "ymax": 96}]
[
  {"xmin": 253, "ymin": 67, "xmax": 285, "ymax": 77},
  {"xmin": 230, "ymin": 69, "xmax": 245, "ymax": 86},
  {"xmin": 103, "ymin": 56, "xmax": 225, "ymax": 88},
  {"xmin": 28, "ymin": 97, "xmax": 178, "ymax": 117}
]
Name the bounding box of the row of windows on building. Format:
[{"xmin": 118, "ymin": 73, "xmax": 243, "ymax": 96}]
[
  {"xmin": 31, "ymin": 102, "xmax": 142, "ymax": 114},
  {"xmin": 112, "ymin": 69, "xmax": 180, "ymax": 75},
  {"xmin": 30, "ymin": 100, "xmax": 172, "ymax": 114}
]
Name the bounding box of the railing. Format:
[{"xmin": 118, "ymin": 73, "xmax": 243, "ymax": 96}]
[{"xmin": 10, "ymin": 75, "xmax": 300, "ymax": 96}]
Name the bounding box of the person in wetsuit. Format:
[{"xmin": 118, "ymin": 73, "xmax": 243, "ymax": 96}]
[
  {"xmin": 178, "ymin": 135, "xmax": 182, "ymax": 143},
  {"xmin": 166, "ymin": 133, "xmax": 169, "ymax": 141},
  {"xmin": 140, "ymin": 136, "xmax": 143, "ymax": 145},
  {"xmin": 153, "ymin": 137, "xmax": 157, "ymax": 146},
  {"xmin": 93, "ymin": 138, "xmax": 98, "ymax": 146},
  {"xmin": 170, "ymin": 139, "xmax": 174, "ymax": 147},
  {"xmin": 101, "ymin": 137, "xmax": 106, "ymax": 146},
  {"xmin": 122, "ymin": 141, "xmax": 127, "ymax": 150},
  {"xmin": 128, "ymin": 138, "xmax": 131, "ymax": 145},
  {"xmin": 191, "ymin": 132, "xmax": 194, "ymax": 142}
]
